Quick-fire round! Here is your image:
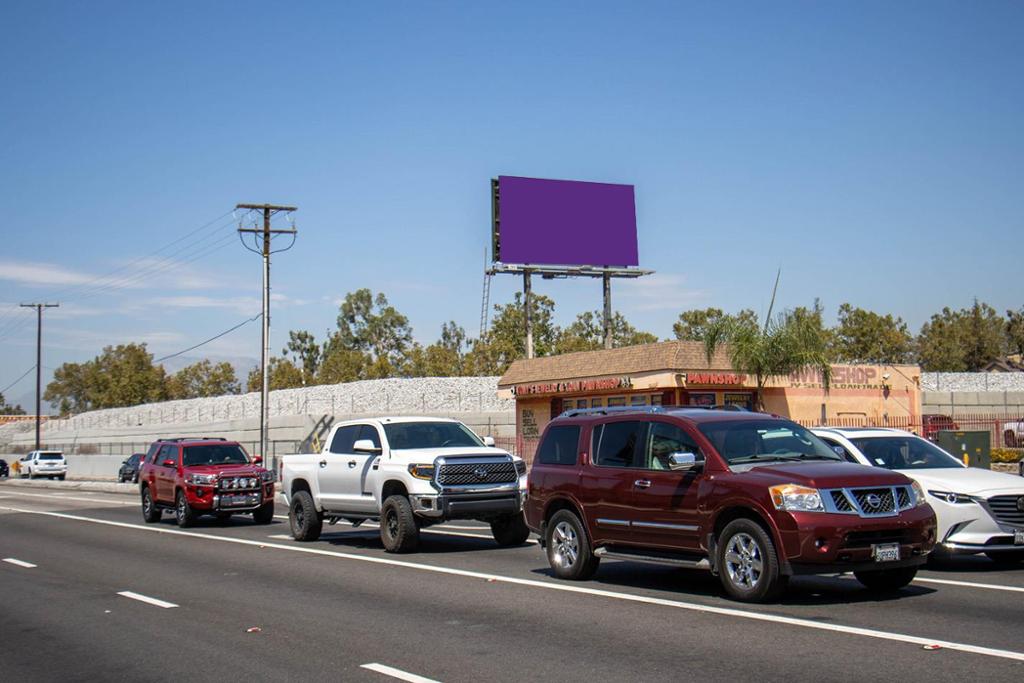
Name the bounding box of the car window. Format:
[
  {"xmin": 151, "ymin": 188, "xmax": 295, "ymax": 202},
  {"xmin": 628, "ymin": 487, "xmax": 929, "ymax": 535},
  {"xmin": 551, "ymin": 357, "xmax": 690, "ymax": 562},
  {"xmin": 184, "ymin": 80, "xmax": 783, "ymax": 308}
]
[
  {"xmin": 851, "ymin": 436, "xmax": 964, "ymax": 470},
  {"xmin": 698, "ymin": 419, "xmax": 841, "ymax": 465},
  {"xmin": 159, "ymin": 444, "xmax": 178, "ymax": 465},
  {"xmin": 330, "ymin": 425, "xmax": 360, "ymax": 454},
  {"xmin": 357, "ymin": 425, "xmax": 382, "ymax": 449},
  {"xmin": 644, "ymin": 422, "xmax": 702, "ymax": 470},
  {"xmin": 381, "ymin": 422, "xmax": 484, "ymax": 449},
  {"xmin": 536, "ymin": 425, "xmax": 580, "ymax": 466},
  {"xmin": 39, "ymin": 452, "xmax": 62, "ymax": 460},
  {"xmin": 817, "ymin": 436, "xmax": 860, "ymax": 463},
  {"xmin": 594, "ymin": 421, "xmax": 643, "ymax": 468}
]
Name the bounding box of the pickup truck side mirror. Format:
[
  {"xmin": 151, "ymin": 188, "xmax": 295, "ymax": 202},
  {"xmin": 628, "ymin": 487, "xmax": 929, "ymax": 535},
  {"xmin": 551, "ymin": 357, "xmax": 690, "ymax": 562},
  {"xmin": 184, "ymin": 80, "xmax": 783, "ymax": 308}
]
[
  {"xmin": 352, "ymin": 439, "xmax": 382, "ymax": 454},
  {"xmin": 668, "ymin": 452, "xmax": 704, "ymax": 472},
  {"xmin": 483, "ymin": 436, "xmax": 495, "ymax": 447}
]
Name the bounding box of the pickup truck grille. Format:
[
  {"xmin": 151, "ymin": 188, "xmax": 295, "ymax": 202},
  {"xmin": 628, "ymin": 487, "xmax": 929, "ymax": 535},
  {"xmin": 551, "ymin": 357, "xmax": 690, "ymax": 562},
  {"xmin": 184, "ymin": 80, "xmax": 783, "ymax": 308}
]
[
  {"xmin": 986, "ymin": 495, "xmax": 1024, "ymax": 526},
  {"xmin": 437, "ymin": 461, "xmax": 517, "ymax": 486}
]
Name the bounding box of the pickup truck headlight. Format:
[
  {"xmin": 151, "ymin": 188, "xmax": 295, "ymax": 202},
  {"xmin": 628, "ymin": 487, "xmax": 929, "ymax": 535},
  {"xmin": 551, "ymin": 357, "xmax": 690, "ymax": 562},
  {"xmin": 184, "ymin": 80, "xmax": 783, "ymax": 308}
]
[
  {"xmin": 929, "ymin": 490, "xmax": 975, "ymax": 505},
  {"xmin": 910, "ymin": 481, "xmax": 927, "ymax": 506},
  {"xmin": 769, "ymin": 484, "xmax": 825, "ymax": 512},
  {"xmin": 185, "ymin": 473, "xmax": 217, "ymax": 486},
  {"xmin": 514, "ymin": 460, "xmax": 526, "ymax": 476},
  {"xmin": 408, "ymin": 464, "xmax": 436, "ymax": 480}
]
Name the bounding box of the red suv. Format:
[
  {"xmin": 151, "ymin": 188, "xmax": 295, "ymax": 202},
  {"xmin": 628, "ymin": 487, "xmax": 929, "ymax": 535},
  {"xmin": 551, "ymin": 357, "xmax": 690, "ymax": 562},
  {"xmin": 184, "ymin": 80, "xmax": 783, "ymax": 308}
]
[
  {"xmin": 139, "ymin": 438, "xmax": 275, "ymax": 527},
  {"xmin": 525, "ymin": 408, "xmax": 937, "ymax": 602}
]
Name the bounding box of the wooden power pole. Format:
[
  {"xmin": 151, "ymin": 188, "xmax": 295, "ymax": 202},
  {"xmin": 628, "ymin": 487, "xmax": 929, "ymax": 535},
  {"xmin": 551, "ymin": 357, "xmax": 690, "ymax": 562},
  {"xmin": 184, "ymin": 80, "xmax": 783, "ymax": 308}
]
[
  {"xmin": 19, "ymin": 302, "xmax": 59, "ymax": 450},
  {"xmin": 237, "ymin": 204, "xmax": 297, "ymax": 464}
]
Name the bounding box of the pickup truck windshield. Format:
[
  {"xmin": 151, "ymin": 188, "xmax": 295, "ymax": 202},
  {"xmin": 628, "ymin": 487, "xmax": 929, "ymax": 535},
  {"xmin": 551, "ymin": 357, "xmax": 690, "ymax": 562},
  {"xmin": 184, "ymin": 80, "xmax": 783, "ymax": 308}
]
[
  {"xmin": 383, "ymin": 422, "xmax": 484, "ymax": 449},
  {"xmin": 698, "ymin": 419, "xmax": 841, "ymax": 465},
  {"xmin": 851, "ymin": 436, "xmax": 963, "ymax": 470},
  {"xmin": 183, "ymin": 445, "xmax": 250, "ymax": 466}
]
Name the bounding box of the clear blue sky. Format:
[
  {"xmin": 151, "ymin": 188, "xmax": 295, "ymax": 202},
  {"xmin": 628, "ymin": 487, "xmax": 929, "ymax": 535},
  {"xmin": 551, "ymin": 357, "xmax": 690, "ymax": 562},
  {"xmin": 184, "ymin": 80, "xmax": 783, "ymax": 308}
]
[{"xmin": 1, "ymin": 1, "xmax": 1022, "ymax": 405}]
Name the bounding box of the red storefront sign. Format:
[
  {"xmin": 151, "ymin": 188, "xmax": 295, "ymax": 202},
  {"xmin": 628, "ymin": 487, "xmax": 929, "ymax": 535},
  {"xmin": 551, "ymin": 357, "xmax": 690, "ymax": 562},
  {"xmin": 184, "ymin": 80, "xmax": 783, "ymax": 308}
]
[
  {"xmin": 512, "ymin": 377, "xmax": 632, "ymax": 396},
  {"xmin": 685, "ymin": 372, "xmax": 747, "ymax": 386}
]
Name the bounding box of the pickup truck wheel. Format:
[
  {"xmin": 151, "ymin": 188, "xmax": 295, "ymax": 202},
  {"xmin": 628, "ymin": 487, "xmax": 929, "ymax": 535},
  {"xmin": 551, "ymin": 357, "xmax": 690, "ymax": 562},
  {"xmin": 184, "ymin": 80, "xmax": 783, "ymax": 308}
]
[
  {"xmin": 717, "ymin": 519, "xmax": 785, "ymax": 602},
  {"xmin": 545, "ymin": 510, "xmax": 599, "ymax": 580},
  {"xmin": 491, "ymin": 513, "xmax": 530, "ymax": 546},
  {"xmin": 289, "ymin": 491, "xmax": 322, "ymax": 541},
  {"xmin": 252, "ymin": 502, "xmax": 274, "ymax": 525},
  {"xmin": 175, "ymin": 490, "xmax": 198, "ymax": 528},
  {"xmin": 380, "ymin": 495, "xmax": 419, "ymax": 553},
  {"xmin": 141, "ymin": 486, "xmax": 161, "ymax": 523},
  {"xmin": 854, "ymin": 566, "xmax": 918, "ymax": 591}
]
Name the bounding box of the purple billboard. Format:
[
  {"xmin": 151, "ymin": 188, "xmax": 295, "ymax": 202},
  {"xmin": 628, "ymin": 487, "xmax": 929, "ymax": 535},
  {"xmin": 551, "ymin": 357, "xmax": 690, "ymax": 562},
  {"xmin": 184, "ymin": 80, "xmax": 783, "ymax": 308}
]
[{"xmin": 493, "ymin": 176, "xmax": 639, "ymax": 267}]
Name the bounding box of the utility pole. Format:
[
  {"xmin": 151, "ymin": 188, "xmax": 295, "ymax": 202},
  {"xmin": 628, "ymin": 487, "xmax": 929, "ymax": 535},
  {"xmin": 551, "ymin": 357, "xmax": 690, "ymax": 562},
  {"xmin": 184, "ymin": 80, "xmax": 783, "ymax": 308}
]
[
  {"xmin": 602, "ymin": 273, "xmax": 613, "ymax": 350},
  {"xmin": 237, "ymin": 204, "xmax": 297, "ymax": 464},
  {"xmin": 19, "ymin": 303, "xmax": 58, "ymax": 451}
]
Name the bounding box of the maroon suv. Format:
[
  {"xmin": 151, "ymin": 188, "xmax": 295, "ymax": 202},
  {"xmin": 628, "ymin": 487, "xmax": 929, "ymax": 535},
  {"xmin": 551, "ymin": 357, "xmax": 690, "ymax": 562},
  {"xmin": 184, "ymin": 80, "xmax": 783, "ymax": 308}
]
[
  {"xmin": 525, "ymin": 408, "xmax": 937, "ymax": 602},
  {"xmin": 139, "ymin": 438, "xmax": 275, "ymax": 527}
]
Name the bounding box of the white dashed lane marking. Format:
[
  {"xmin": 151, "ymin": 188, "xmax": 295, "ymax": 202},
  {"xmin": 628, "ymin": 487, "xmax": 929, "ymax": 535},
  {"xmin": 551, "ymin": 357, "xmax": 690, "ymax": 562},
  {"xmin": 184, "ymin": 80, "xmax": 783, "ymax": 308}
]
[
  {"xmin": 117, "ymin": 591, "xmax": 178, "ymax": 609},
  {"xmin": 361, "ymin": 663, "xmax": 441, "ymax": 683},
  {"xmin": 3, "ymin": 558, "xmax": 37, "ymax": 568}
]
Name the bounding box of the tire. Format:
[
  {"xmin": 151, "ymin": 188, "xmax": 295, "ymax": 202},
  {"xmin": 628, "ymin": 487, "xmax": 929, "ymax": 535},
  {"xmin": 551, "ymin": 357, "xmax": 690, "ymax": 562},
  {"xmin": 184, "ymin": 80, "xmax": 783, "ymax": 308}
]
[
  {"xmin": 490, "ymin": 512, "xmax": 530, "ymax": 546},
  {"xmin": 717, "ymin": 518, "xmax": 786, "ymax": 602},
  {"xmin": 985, "ymin": 550, "xmax": 1024, "ymax": 563},
  {"xmin": 854, "ymin": 566, "xmax": 918, "ymax": 591},
  {"xmin": 252, "ymin": 502, "xmax": 274, "ymax": 525},
  {"xmin": 1005, "ymin": 431, "xmax": 1018, "ymax": 448},
  {"xmin": 544, "ymin": 510, "xmax": 600, "ymax": 580},
  {"xmin": 289, "ymin": 490, "xmax": 322, "ymax": 542},
  {"xmin": 141, "ymin": 487, "xmax": 161, "ymax": 523},
  {"xmin": 175, "ymin": 489, "xmax": 198, "ymax": 528},
  {"xmin": 380, "ymin": 495, "xmax": 420, "ymax": 553}
]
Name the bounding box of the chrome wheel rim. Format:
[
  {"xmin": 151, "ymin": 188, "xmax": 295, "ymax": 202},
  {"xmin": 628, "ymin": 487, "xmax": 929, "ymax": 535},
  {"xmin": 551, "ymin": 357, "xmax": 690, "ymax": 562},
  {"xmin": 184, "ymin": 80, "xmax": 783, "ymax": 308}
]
[
  {"xmin": 551, "ymin": 521, "xmax": 579, "ymax": 569},
  {"xmin": 143, "ymin": 491, "xmax": 152, "ymax": 514},
  {"xmin": 176, "ymin": 495, "xmax": 185, "ymax": 520},
  {"xmin": 725, "ymin": 532, "xmax": 763, "ymax": 590}
]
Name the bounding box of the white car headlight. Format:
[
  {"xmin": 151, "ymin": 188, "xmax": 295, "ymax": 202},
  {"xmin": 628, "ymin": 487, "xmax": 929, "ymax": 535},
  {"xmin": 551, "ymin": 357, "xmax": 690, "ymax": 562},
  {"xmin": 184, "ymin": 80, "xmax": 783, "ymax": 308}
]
[{"xmin": 769, "ymin": 484, "xmax": 825, "ymax": 512}]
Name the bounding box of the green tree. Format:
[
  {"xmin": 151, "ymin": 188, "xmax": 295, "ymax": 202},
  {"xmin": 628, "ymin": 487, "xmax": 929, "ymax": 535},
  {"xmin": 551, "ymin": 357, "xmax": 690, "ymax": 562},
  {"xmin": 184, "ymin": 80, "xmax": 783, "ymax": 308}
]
[
  {"xmin": 673, "ymin": 307, "xmax": 758, "ymax": 342},
  {"xmin": 1006, "ymin": 307, "xmax": 1024, "ymax": 356},
  {"xmin": 317, "ymin": 347, "xmax": 371, "ymax": 384},
  {"xmin": 45, "ymin": 343, "xmax": 168, "ymax": 412},
  {"xmin": 467, "ymin": 293, "xmax": 559, "ymax": 375},
  {"xmin": 0, "ymin": 392, "xmax": 26, "ymax": 415},
  {"xmin": 704, "ymin": 293, "xmax": 832, "ymax": 411},
  {"xmin": 167, "ymin": 360, "xmax": 240, "ymax": 399},
  {"xmin": 405, "ymin": 322, "xmax": 470, "ymax": 377},
  {"xmin": 330, "ymin": 289, "xmax": 413, "ymax": 376},
  {"xmin": 832, "ymin": 303, "xmax": 913, "ymax": 364},
  {"xmin": 555, "ymin": 311, "xmax": 658, "ymax": 354},
  {"xmin": 246, "ymin": 357, "xmax": 306, "ymax": 392},
  {"xmin": 917, "ymin": 300, "xmax": 1006, "ymax": 371},
  {"xmin": 282, "ymin": 330, "xmax": 322, "ymax": 382}
]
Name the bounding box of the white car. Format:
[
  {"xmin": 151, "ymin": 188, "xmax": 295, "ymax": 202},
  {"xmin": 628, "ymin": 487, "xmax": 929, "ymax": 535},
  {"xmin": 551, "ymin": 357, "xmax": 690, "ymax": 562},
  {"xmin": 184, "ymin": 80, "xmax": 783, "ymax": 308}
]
[
  {"xmin": 19, "ymin": 450, "xmax": 68, "ymax": 480},
  {"xmin": 812, "ymin": 428, "xmax": 1024, "ymax": 563},
  {"xmin": 1004, "ymin": 418, "xmax": 1024, "ymax": 448},
  {"xmin": 281, "ymin": 417, "xmax": 529, "ymax": 552}
]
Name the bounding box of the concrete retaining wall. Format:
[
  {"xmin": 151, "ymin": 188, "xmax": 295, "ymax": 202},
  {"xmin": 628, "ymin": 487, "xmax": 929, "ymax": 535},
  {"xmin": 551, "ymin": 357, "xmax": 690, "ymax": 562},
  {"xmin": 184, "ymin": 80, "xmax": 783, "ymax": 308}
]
[{"xmin": 922, "ymin": 391, "xmax": 1024, "ymax": 414}]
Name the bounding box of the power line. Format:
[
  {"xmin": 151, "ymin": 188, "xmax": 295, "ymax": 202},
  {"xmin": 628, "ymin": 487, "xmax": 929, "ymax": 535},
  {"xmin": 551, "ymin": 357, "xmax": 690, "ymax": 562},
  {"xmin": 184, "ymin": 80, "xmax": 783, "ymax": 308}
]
[
  {"xmin": 153, "ymin": 313, "xmax": 263, "ymax": 364},
  {"xmin": 0, "ymin": 365, "xmax": 36, "ymax": 395}
]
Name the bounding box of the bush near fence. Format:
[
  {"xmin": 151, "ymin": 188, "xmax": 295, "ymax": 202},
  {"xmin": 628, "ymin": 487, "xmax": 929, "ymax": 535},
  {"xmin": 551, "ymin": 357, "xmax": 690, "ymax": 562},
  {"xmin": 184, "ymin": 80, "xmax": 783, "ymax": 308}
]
[{"xmin": 991, "ymin": 448, "xmax": 1023, "ymax": 464}]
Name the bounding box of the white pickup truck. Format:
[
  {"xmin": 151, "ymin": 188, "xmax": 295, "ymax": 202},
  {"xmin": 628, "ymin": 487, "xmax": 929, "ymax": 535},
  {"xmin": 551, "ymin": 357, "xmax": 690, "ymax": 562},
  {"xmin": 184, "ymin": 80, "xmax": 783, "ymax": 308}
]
[
  {"xmin": 1003, "ymin": 419, "xmax": 1024, "ymax": 448},
  {"xmin": 281, "ymin": 417, "xmax": 529, "ymax": 552}
]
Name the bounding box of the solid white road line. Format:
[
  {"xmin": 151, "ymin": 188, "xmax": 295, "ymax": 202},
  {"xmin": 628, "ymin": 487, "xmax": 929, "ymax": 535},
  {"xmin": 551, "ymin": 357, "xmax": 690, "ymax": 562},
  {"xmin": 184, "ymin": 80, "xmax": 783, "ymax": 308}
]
[
  {"xmin": 0, "ymin": 490, "xmax": 135, "ymax": 506},
  {"xmin": 117, "ymin": 591, "xmax": 178, "ymax": 609},
  {"xmin": 361, "ymin": 663, "xmax": 441, "ymax": 683},
  {"xmin": 914, "ymin": 577, "xmax": 1024, "ymax": 594},
  {"xmin": 3, "ymin": 558, "xmax": 37, "ymax": 568},
  {"xmin": 5, "ymin": 505, "xmax": 1024, "ymax": 663}
]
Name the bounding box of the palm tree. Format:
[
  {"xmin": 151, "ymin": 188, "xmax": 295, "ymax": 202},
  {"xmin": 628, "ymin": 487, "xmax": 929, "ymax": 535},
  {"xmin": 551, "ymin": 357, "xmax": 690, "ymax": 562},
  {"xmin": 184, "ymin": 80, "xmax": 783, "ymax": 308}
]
[{"xmin": 704, "ymin": 273, "xmax": 832, "ymax": 411}]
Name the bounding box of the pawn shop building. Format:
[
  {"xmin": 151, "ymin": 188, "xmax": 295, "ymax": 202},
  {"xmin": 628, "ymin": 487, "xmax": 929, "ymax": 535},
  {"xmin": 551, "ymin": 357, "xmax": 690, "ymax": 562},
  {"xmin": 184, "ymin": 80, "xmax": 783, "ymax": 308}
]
[{"xmin": 498, "ymin": 340, "xmax": 921, "ymax": 459}]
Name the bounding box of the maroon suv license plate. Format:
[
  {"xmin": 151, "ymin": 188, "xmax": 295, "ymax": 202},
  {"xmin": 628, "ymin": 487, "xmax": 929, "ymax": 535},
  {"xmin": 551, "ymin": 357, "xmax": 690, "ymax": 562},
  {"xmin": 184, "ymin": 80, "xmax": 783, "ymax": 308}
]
[
  {"xmin": 872, "ymin": 542, "xmax": 901, "ymax": 562},
  {"xmin": 221, "ymin": 494, "xmax": 259, "ymax": 508}
]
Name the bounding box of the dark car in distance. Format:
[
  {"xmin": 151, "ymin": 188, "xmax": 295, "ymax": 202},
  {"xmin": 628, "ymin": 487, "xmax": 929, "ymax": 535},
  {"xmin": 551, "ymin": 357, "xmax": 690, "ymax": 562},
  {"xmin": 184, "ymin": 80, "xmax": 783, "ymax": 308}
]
[
  {"xmin": 138, "ymin": 438, "xmax": 274, "ymax": 527},
  {"xmin": 525, "ymin": 407, "xmax": 937, "ymax": 602},
  {"xmin": 0, "ymin": 458, "xmax": 8, "ymax": 478},
  {"xmin": 118, "ymin": 453, "xmax": 144, "ymax": 483}
]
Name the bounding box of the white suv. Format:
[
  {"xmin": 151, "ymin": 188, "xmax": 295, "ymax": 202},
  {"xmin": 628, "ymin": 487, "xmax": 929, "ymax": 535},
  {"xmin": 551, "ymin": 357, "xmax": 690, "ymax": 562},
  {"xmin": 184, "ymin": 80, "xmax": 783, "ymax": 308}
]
[
  {"xmin": 813, "ymin": 428, "xmax": 1024, "ymax": 563},
  {"xmin": 19, "ymin": 450, "xmax": 68, "ymax": 480}
]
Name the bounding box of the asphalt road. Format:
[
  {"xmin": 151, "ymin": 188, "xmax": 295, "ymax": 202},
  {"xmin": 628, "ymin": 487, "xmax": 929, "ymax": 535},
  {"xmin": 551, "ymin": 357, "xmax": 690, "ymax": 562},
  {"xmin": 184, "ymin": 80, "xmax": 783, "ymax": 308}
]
[{"xmin": 1, "ymin": 484, "xmax": 1023, "ymax": 682}]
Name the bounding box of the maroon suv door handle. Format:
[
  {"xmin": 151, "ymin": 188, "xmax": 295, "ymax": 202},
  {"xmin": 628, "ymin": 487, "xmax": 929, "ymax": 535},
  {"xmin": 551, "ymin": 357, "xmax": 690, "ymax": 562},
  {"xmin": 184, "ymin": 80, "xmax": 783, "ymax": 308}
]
[{"xmin": 634, "ymin": 479, "xmax": 652, "ymax": 489}]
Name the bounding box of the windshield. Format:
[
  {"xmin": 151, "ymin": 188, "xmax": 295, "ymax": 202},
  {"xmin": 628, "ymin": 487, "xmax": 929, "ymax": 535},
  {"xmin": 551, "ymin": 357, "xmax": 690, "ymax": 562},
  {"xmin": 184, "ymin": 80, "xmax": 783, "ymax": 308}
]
[
  {"xmin": 851, "ymin": 436, "xmax": 964, "ymax": 470},
  {"xmin": 382, "ymin": 422, "xmax": 484, "ymax": 449},
  {"xmin": 182, "ymin": 444, "xmax": 250, "ymax": 466},
  {"xmin": 38, "ymin": 452, "xmax": 63, "ymax": 460},
  {"xmin": 698, "ymin": 419, "xmax": 842, "ymax": 465}
]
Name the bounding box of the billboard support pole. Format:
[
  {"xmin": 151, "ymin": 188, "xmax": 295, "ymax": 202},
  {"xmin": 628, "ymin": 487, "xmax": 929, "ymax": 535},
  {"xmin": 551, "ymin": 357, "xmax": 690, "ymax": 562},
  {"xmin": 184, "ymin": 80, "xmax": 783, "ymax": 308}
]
[
  {"xmin": 602, "ymin": 273, "xmax": 612, "ymax": 350},
  {"xmin": 523, "ymin": 270, "xmax": 534, "ymax": 359}
]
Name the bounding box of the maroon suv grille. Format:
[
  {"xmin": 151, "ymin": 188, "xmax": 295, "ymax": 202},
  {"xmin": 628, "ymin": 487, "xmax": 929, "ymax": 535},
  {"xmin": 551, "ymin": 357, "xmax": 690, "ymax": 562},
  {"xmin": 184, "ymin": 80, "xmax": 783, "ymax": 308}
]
[{"xmin": 852, "ymin": 488, "xmax": 896, "ymax": 515}]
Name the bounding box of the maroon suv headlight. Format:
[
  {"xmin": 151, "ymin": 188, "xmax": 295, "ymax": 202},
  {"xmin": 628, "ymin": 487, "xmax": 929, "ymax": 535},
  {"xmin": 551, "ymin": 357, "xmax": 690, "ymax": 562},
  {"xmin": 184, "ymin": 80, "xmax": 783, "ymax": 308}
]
[{"xmin": 769, "ymin": 484, "xmax": 826, "ymax": 512}]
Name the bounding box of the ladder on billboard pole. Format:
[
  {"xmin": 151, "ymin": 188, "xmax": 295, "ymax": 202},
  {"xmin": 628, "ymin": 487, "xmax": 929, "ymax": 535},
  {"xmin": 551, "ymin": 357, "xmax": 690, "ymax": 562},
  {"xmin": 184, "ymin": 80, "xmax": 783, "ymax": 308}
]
[{"xmin": 479, "ymin": 247, "xmax": 492, "ymax": 338}]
